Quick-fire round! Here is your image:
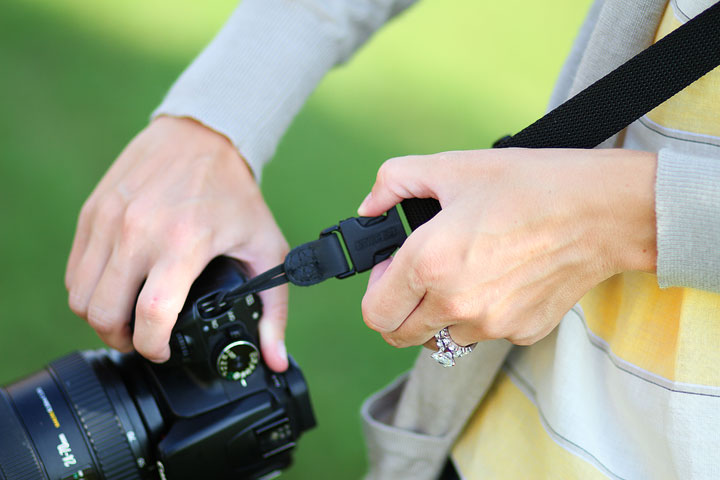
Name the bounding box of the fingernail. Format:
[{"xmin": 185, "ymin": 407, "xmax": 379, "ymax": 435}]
[
  {"xmin": 277, "ymin": 339, "xmax": 287, "ymax": 362},
  {"xmin": 358, "ymin": 192, "xmax": 372, "ymax": 215}
]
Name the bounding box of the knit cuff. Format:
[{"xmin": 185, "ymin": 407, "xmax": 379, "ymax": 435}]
[
  {"xmin": 361, "ymin": 375, "xmax": 453, "ymax": 480},
  {"xmin": 656, "ymin": 148, "xmax": 720, "ymax": 292}
]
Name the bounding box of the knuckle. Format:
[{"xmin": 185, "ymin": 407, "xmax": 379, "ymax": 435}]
[
  {"xmin": 98, "ymin": 191, "xmax": 127, "ymax": 223},
  {"xmin": 406, "ymin": 254, "xmax": 433, "ymax": 294},
  {"xmin": 509, "ymin": 335, "xmax": 534, "ymax": 346},
  {"xmin": 361, "ymin": 298, "xmax": 387, "ymax": 333},
  {"xmin": 136, "ymin": 297, "xmax": 176, "ymax": 328},
  {"xmin": 408, "ymin": 244, "xmax": 443, "ymax": 289},
  {"xmin": 166, "ymin": 219, "xmax": 210, "ymax": 254},
  {"xmin": 135, "ymin": 342, "xmax": 167, "ymax": 362},
  {"xmin": 477, "ymin": 317, "xmax": 506, "ymax": 340},
  {"xmin": 276, "ymin": 238, "xmax": 290, "ymax": 257},
  {"xmin": 381, "ymin": 333, "xmax": 404, "ymax": 349},
  {"xmin": 376, "ymin": 160, "xmax": 392, "ymax": 186},
  {"xmin": 68, "ymin": 291, "xmax": 88, "ymax": 318},
  {"xmin": 121, "ymin": 201, "xmax": 150, "ymax": 239},
  {"xmin": 376, "ymin": 157, "xmax": 403, "ymax": 188},
  {"xmin": 439, "ymin": 296, "xmax": 476, "ymax": 324},
  {"xmin": 78, "ymin": 198, "xmax": 96, "ymax": 224},
  {"xmin": 87, "ymin": 304, "xmax": 120, "ymax": 335}
]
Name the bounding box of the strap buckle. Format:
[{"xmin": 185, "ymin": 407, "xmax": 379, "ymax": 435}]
[
  {"xmin": 230, "ymin": 207, "xmax": 408, "ymax": 293},
  {"xmin": 321, "ymin": 206, "xmax": 407, "ymax": 278}
]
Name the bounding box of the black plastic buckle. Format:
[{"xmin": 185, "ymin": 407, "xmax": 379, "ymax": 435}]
[{"xmin": 321, "ymin": 206, "xmax": 407, "ymax": 278}]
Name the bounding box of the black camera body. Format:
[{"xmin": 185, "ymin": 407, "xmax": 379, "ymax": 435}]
[
  {"xmin": 0, "ymin": 257, "xmax": 315, "ymax": 480},
  {"xmin": 148, "ymin": 257, "xmax": 316, "ymax": 479}
]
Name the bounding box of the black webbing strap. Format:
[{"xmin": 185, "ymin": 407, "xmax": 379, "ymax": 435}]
[{"xmin": 401, "ymin": 1, "xmax": 720, "ymax": 231}]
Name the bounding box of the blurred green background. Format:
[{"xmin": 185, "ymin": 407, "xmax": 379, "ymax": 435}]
[{"xmin": 0, "ymin": 0, "xmax": 591, "ymax": 477}]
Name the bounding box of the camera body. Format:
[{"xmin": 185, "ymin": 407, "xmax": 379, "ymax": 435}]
[
  {"xmin": 0, "ymin": 257, "xmax": 315, "ymax": 480},
  {"xmin": 147, "ymin": 256, "xmax": 316, "ymax": 479}
]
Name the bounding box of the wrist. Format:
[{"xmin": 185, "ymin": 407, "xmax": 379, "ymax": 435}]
[
  {"xmin": 595, "ymin": 149, "xmax": 658, "ymax": 275},
  {"xmin": 150, "ymin": 115, "xmax": 256, "ymax": 181}
]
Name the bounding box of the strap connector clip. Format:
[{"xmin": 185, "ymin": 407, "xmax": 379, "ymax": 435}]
[{"xmin": 322, "ymin": 206, "xmax": 407, "ymax": 277}]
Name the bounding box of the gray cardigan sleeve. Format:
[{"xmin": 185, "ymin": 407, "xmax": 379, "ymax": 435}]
[
  {"xmin": 152, "ymin": 0, "xmax": 416, "ymax": 178},
  {"xmin": 656, "ymin": 148, "xmax": 720, "ymax": 292}
]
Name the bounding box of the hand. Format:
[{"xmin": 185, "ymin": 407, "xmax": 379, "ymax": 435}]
[
  {"xmin": 65, "ymin": 116, "xmax": 290, "ymax": 371},
  {"xmin": 358, "ymin": 148, "xmax": 657, "ymax": 349}
]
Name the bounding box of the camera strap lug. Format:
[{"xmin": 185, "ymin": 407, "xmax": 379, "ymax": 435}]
[{"xmin": 223, "ymin": 207, "xmax": 407, "ymax": 302}]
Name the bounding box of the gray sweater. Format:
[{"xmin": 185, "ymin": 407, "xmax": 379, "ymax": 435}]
[
  {"xmin": 154, "ymin": 0, "xmax": 720, "ymax": 294},
  {"xmin": 155, "ymin": 1, "xmax": 720, "ymax": 477}
]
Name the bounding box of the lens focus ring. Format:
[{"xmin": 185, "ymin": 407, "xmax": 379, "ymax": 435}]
[
  {"xmin": 0, "ymin": 389, "xmax": 46, "ymax": 480},
  {"xmin": 51, "ymin": 353, "xmax": 141, "ymax": 480}
]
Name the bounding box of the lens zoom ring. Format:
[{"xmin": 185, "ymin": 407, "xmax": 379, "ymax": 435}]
[
  {"xmin": 0, "ymin": 390, "xmax": 47, "ymax": 480},
  {"xmin": 51, "ymin": 353, "xmax": 140, "ymax": 480}
]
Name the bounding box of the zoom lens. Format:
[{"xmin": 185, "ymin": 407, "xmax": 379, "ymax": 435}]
[
  {"xmin": 0, "ymin": 351, "xmax": 158, "ymax": 480},
  {"xmin": 0, "ymin": 258, "xmax": 315, "ymax": 479}
]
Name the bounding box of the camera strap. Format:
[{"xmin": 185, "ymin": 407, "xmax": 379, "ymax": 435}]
[
  {"xmin": 227, "ymin": 1, "xmax": 720, "ymax": 300},
  {"xmin": 223, "ymin": 208, "xmax": 407, "ymax": 300},
  {"xmin": 401, "ymin": 0, "xmax": 720, "ymax": 230}
]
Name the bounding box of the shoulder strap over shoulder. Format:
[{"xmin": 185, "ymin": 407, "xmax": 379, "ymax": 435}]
[{"xmin": 401, "ymin": 1, "xmax": 720, "ymax": 231}]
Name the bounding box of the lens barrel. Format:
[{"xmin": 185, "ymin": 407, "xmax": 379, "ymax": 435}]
[
  {"xmin": 1, "ymin": 347, "xmax": 314, "ymax": 480},
  {"xmin": 1, "ymin": 351, "xmax": 152, "ymax": 480},
  {"xmin": 0, "ymin": 388, "xmax": 47, "ymax": 479}
]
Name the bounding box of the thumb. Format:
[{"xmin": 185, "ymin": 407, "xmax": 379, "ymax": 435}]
[{"xmin": 357, "ymin": 155, "xmax": 440, "ymax": 217}]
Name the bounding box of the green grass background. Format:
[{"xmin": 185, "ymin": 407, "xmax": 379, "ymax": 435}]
[{"xmin": 0, "ymin": 0, "xmax": 591, "ymax": 477}]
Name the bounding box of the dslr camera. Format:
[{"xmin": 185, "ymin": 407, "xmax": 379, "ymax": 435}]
[{"xmin": 0, "ymin": 257, "xmax": 315, "ymax": 480}]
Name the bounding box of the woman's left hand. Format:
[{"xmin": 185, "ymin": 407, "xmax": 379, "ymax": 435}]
[{"xmin": 358, "ymin": 148, "xmax": 657, "ymax": 349}]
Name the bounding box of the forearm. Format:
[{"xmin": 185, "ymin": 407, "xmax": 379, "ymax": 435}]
[{"xmin": 153, "ymin": 0, "xmax": 417, "ymax": 178}]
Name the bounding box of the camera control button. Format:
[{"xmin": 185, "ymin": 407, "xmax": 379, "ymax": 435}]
[
  {"xmin": 215, "ymin": 341, "xmax": 260, "ymax": 384},
  {"xmin": 255, "ymin": 418, "xmax": 296, "ymax": 458},
  {"xmin": 170, "ymin": 333, "xmax": 194, "ymax": 359}
]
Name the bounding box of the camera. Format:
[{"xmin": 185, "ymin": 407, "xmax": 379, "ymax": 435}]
[{"xmin": 0, "ymin": 257, "xmax": 315, "ymax": 480}]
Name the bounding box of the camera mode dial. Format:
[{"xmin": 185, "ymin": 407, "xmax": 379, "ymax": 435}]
[{"xmin": 215, "ymin": 340, "xmax": 260, "ymax": 386}]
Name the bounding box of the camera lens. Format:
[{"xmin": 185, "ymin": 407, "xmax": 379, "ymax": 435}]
[
  {"xmin": 0, "ymin": 257, "xmax": 315, "ymax": 480},
  {"xmin": 1, "ymin": 348, "xmax": 315, "ymax": 480},
  {"xmin": 0, "ymin": 350, "xmax": 157, "ymax": 480}
]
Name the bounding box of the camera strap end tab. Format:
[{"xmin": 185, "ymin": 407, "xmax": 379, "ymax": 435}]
[
  {"xmin": 224, "ymin": 264, "xmax": 288, "ymax": 303},
  {"xmin": 284, "ymin": 234, "xmax": 350, "ymax": 286}
]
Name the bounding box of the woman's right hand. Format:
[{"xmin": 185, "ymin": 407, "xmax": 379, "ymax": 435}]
[{"xmin": 65, "ymin": 116, "xmax": 291, "ymax": 372}]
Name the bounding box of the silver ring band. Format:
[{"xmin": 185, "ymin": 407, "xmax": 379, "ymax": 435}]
[{"xmin": 431, "ymin": 327, "xmax": 477, "ymax": 367}]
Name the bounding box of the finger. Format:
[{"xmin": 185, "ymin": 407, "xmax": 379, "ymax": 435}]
[
  {"xmin": 421, "ymin": 325, "xmax": 476, "ymax": 351},
  {"xmin": 367, "ymin": 256, "xmax": 392, "ymax": 288},
  {"xmin": 382, "ymin": 292, "xmax": 449, "ymax": 348},
  {"xmin": 67, "ymin": 236, "xmax": 113, "ymax": 319},
  {"xmin": 133, "ymin": 256, "xmax": 210, "ymax": 363},
  {"xmin": 358, "ymin": 155, "xmax": 439, "ymax": 217},
  {"xmin": 235, "ymin": 237, "xmax": 290, "ymax": 373},
  {"xmin": 86, "ymin": 246, "xmax": 147, "ymax": 352},
  {"xmin": 256, "ymin": 282, "xmax": 289, "ymax": 373},
  {"xmin": 361, "ymin": 242, "xmax": 425, "ymax": 334},
  {"xmin": 65, "ymin": 202, "xmax": 94, "ymax": 289}
]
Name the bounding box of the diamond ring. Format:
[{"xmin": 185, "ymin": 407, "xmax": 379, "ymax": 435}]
[{"xmin": 431, "ymin": 327, "xmax": 477, "ymax": 367}]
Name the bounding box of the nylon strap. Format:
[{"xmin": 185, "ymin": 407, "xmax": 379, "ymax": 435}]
[{"xmin": 401, "ymin": 1, "xmax": 720, "ymax": 231}]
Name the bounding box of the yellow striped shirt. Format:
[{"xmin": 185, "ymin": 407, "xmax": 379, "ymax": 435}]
[{"xmin": 453, "ymin": 3, "xmax": 720, "ymax": 478}]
